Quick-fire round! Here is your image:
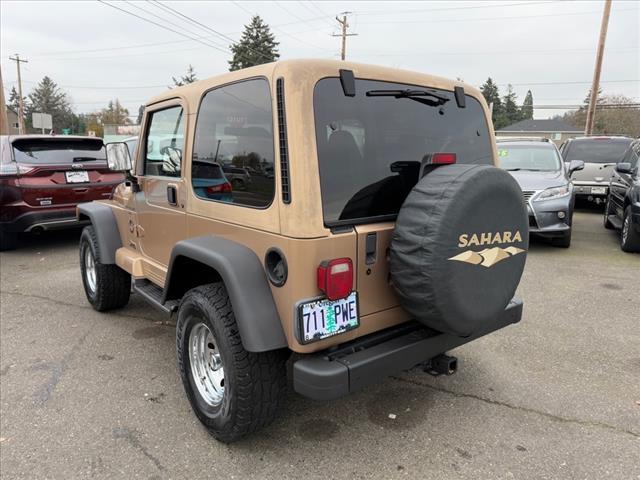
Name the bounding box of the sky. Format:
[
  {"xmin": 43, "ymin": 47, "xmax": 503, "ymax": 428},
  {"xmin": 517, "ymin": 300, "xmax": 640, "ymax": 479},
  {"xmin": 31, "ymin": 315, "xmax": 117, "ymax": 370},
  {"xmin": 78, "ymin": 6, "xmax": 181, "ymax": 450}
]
[{"xmin": 1, "ymin": 0, "xmax": 638, "ymax": 121}]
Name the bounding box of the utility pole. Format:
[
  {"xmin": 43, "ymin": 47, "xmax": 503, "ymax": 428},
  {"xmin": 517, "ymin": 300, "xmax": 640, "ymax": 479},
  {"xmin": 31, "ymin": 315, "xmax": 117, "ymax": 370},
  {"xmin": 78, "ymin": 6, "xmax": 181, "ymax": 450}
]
[
  {"xmin": 9, "ymin": 54, "xmax": 28, "ymax": 135},
  {"xmin": 332, "ymin": 12, "xmax": 358, "ymax": 60},
  {"xmin": 585, "ymin": 0, "xmax": 612, "ymax": 136}
]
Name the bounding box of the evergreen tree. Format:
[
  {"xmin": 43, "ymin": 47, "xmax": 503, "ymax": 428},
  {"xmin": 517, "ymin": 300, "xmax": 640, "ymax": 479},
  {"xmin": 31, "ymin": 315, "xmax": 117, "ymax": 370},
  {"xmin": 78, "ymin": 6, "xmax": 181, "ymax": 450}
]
[
  {"xmin": 502, "ymin": 84, "xmax": 520, "ymax": 125},
  {"xmin": 7, "ymin": 86, "xmax": 27, "ymax": 116},
  {"xmin": 521, "ymin": 90, "xmax": 534, "ymax": 120},
  {"xmin": 171, "ymin": 64, "xmax": 198, "ymax": 88},
  {"xmin": 480, "ymin": 77, "xmax": 507, "ymax": 129},
  {"xmin": 26, "ymin": 76, "xmax": 73, "ymax": 132},
  {"xmin": 229, "ymin": 16, "xmax": 279, "ymax": 71},
  {"xmin": 101, "ymin": 99, "xmax": 130, "ymax": 125}
]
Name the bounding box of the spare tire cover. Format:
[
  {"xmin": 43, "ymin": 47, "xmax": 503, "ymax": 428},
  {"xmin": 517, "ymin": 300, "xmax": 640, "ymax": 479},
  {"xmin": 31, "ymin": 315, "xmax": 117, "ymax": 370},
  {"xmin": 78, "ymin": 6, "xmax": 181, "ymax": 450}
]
[{"xmin": 390, "ymin": 164, "xmax": 528, "ymax": 337}]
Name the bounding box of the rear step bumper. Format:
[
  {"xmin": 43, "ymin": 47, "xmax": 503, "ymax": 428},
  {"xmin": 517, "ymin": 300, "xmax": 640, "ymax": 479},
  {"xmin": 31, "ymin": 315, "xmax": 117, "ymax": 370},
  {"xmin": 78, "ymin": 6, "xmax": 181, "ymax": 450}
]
[{"xmin": 293, "ymin": 297, "xmax": 523, "ymax": 400}]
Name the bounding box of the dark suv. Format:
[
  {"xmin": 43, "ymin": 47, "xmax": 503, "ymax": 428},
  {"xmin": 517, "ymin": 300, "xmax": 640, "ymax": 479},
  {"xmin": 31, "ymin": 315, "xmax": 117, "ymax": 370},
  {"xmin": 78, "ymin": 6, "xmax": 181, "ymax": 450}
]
[
  {"xmin": 559, "ymin": 136, "xmax": 633, "ymax": 204},
  {"xmin": 604, "ymin": 138, "xmax": 640, "ymax": 252},
  {"xmin": 0, "ymin": 135, "xmax": 124, "ymax": 251}
]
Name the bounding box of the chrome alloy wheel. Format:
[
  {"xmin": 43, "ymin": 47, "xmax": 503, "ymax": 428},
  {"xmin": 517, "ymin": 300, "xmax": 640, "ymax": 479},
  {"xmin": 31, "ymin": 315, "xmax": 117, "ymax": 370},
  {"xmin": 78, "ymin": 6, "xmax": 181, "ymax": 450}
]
[
  {"xmin": 84, "ymin": 247, "xmax": 97, "ymax": 293},
  {"xmin": 189, "ymin": 322, "xmax": 225, "ymax": 406}
]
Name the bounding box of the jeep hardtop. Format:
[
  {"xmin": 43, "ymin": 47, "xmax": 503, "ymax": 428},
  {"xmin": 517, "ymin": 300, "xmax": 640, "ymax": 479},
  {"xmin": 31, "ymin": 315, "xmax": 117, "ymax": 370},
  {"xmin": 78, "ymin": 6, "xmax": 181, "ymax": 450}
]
[{"xmin": 78, "ymin": 59, "xmax": 528, "ymax": 442}]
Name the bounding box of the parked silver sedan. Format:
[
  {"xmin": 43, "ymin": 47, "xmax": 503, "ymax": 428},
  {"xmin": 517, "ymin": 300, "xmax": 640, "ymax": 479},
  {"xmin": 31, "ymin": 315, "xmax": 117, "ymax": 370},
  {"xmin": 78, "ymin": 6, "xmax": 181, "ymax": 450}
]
[{"xmin": 497, "ymin": 139, "xmax": 584, "ymax": 248}]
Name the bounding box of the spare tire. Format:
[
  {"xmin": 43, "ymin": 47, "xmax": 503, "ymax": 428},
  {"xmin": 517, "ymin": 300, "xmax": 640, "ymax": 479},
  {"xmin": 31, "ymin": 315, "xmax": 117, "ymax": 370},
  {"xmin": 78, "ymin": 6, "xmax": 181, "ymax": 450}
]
[{"xmin": 390, "ymin": 164, "xmax": 528, "ymax": 337}]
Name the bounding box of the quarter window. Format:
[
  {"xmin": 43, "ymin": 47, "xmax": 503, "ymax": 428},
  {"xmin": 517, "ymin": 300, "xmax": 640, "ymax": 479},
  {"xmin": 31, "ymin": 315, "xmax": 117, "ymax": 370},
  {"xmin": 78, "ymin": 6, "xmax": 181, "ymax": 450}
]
[
  {"xmin": 143, "ymin": 106, "xmax": 185, "ymax": 178},
  {"xmin": 192, "ymin": 79, "xmax": 275, "ymax": 207}
]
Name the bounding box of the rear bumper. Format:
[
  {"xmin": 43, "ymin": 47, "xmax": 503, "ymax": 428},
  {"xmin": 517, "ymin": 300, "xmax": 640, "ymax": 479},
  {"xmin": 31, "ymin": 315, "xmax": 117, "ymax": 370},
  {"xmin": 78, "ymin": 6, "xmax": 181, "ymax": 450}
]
[
  {"xmin": 573, "ymin": 183, "xmax": 608, "ymax": 198},
  {"xmin": 293, "ymin": 297, "xmax": 523, "ymax": 400},
  {"xmin": 0, "ymin": 208, "xmax": 89, "ymax": 233}
]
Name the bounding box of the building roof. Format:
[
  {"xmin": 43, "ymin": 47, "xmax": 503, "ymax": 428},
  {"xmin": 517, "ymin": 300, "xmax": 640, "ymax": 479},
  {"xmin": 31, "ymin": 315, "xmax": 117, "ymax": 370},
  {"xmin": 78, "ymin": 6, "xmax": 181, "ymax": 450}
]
[{"xmin": 498, "ymin": 119, "xmax": 582, "ymax": 133}]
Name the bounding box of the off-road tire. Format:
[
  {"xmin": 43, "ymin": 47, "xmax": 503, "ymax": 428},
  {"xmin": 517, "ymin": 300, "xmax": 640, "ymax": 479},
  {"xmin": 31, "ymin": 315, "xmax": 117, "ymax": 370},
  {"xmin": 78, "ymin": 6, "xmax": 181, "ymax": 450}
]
[
  {"xmin": 603, "ymin": 196, "xmax": 615, "ymax": 230},
  {"xmin": 620, "ymin": 206, "xmax": 640, "ymax": 253},
  {"xmin": 79, "ymin": 226, "xmax": 131, "ymax": 311},
  {"xmin": 0, "ymin": 231, "xmax": 19, "ymax": 252},
  {"xmin": 552, "ymin": 232, "xmax": 572, "ymax": 248},
  {"xmin": 176, "ymin": 283, "xmax": 287, "ymax": 443}
]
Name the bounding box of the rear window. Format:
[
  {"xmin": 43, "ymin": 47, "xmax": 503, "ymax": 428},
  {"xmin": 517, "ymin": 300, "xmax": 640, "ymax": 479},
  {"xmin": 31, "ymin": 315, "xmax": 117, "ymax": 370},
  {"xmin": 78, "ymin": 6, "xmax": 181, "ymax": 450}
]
[
  {"xmin": 563, "ymin": 138, "xmax": 632, "ymax": 164},
  {"xmin": 314, "ymin": 78, "xmax": 492, "ymax": 226},
  {"xmin": 496, "ymin": 144, "xmax": 562, "ymax": 172},
  {"xmin": 12, "ymin": 138, "xmax": 106, "ymax": 165},
  {"xmin": 193, "ymin": 161, "xmax": 224, "ymax": 179}
]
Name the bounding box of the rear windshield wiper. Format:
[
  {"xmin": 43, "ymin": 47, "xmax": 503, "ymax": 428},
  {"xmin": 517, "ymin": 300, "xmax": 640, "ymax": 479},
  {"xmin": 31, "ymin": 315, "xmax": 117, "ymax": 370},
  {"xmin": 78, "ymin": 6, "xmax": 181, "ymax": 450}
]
[
  {"xmin": 366, "ymin": 89, "xmax": 450, "ymax": 107},
  {"xmin": 505, "ymin": 168, "xmax": 544, "ymax": 171},
  {"xmin": 73, "ymin": 157, "xmax": 100, "ymax": 162}
]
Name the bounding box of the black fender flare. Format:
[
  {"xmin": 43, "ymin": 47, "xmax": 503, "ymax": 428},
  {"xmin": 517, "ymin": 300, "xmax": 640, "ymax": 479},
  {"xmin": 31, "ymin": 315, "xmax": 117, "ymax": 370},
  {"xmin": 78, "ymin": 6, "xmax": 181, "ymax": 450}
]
[
  {"xmin": 77, "ymin": 203, "xmax": 122, "ymax": 264},
  {"xmin": 164, "ymin": 236, "xmax": 287, "ymax": 352}
]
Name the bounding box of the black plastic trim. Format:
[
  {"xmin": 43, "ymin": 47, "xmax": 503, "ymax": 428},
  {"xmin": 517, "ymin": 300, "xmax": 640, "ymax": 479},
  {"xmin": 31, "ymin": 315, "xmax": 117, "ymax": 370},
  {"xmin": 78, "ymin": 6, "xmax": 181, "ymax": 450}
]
[
  {"xmin": 276, "ymin": 78, "xmax": 291, "ymax": 204},
  {"xmin": 454, "ymin": 86, "xmax": 466, "ymax": 108},
  {"xmin": 293, "ymin": 297, "xmax": 523, "ymax": 400},
  {"xmin": 339, "ymin": 69, "xmax": 356, "ymax": 97},
  {"xmin": 164, "ymin": 236, "xmax": 287, "ymax": 352},
  {"xmin": 76, "ymin": 202, "xmax": 122, "ymax": 264},
  {"xmin": 264, "ymin": 247, "xmax": 288, "ymax": 287}
]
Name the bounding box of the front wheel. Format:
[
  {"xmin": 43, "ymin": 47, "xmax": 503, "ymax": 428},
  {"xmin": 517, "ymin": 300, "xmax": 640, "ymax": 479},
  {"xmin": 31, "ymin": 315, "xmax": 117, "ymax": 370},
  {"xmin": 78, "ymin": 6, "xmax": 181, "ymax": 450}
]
[
  {"xmin": 176, "ymin": 283, "xmax": 287, "ymax": 443},
  {"xmin": 620, "ymin": 207, "xmax": 640, "ymax": 253},
  {"xmin": 79, "ymin": 226, "xmax": 131, "ymax": 311}
]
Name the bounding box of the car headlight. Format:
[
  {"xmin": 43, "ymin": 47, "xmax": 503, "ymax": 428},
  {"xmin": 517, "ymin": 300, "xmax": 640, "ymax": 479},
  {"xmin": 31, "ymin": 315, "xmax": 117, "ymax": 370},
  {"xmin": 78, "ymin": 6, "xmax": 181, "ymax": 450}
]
[{"xmin": 534, "ymin": 185, "xmax": 571, "ymax": 201}]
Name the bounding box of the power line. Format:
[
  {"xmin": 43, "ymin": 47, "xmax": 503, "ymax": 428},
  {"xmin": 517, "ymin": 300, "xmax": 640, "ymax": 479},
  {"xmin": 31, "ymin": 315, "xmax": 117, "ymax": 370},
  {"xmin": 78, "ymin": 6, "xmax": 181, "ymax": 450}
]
[
  {"xmin": 354, "ymin": 1, "xmax": 554, "ymax": 15},
  {"xmin": 146, "ymin": 0, "xmax": 273, "ymax": 62},
  {"xmin": 233, "ymin": 1, "xmax": 329, "ymax": 51},
  {"xmin": 357, "ymin": 7, "xmax": 638, "ymax": 25},
  {"xmin": 96, "ymin": 1, "xmax": 230, "ymax": 55}
]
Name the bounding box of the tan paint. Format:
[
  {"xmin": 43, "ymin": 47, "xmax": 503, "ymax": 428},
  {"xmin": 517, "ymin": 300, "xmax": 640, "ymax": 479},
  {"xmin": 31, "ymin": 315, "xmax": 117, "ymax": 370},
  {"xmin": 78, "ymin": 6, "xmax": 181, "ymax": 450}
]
[{"xmin": 101, "ymin": 59, "xmax": 497, "ymax": 353}]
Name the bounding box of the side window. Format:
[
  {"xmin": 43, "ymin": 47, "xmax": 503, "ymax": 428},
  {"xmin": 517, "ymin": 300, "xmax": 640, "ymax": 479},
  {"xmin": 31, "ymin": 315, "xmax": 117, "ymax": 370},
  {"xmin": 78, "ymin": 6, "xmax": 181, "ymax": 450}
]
[
  {"xmin": 192, "ymin": 79, "xmax": 275, "ymax": 207},
  {"xmin": 143, "ymin": 106, "xmax": 185, "ymax": 178}
]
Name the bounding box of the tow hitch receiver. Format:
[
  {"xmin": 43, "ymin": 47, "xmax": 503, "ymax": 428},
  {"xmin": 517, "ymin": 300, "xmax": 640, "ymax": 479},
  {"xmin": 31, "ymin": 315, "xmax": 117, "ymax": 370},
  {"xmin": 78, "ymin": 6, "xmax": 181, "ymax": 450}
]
[{"xmin": 424, "ymin": 354, "xmax": 458, "ymax": 376}]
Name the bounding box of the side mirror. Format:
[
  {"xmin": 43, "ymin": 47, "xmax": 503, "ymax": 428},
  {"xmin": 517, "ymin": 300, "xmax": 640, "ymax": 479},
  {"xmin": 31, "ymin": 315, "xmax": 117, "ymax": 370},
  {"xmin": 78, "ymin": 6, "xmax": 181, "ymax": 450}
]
[
  {"xmin": 615, "ymin": 162, "xmax": 632, "ymax": 174},
  {"xmin": 106, "ymin": 143, "xmax": 132, "ymax": 171},
  {"xmin": 568, "ymin": 159, "xmax": 584, "ymax": 175}
]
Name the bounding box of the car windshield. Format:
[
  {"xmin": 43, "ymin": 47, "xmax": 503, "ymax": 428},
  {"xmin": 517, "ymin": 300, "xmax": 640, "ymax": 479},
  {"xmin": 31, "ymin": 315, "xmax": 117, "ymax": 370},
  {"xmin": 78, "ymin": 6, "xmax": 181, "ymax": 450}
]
[
  {"xmin": 563, "ymin": 138, "xmax": 632, "ymax": 164},
  {"xmin": 12, "ymin": 138, "xmax": 106, "ymax": 164},
  {"xmin": 496, "ymin": 144, "xmax": 561, "ymax": 171},
  {"xmin": 314, "ymin": 78, "xmax": 493, "ymax": 226}
]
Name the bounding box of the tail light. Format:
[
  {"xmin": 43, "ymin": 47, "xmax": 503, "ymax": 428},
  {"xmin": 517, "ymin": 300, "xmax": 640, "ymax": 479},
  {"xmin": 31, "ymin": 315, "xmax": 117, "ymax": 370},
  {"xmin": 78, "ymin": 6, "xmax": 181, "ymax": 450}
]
[
  {"xmin": 0, "ymin": 163, "xmax": 35, "ymax": 176},
  {"xmin": 206, "ymin": 182, "xmax": 232, "ymax": 195},
  {"xmin": 317, "ymin": 258, "xmax": 353, "ymax": 300},
  {"xmin": 430, "ymin": 153, "xmax": 456, "ymax": 165}
]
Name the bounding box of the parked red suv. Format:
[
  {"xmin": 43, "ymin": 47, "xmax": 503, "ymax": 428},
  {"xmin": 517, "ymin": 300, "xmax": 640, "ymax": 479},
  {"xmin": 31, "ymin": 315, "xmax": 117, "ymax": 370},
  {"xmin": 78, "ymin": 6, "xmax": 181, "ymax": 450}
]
[{"xmin": 0, "ymin": 135, "xmax": 125, "ymax": 251}]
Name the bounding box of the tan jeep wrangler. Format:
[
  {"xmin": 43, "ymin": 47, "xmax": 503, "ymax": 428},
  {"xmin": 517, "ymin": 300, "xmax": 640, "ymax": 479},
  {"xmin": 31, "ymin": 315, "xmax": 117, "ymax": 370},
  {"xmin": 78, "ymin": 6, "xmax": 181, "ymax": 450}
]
[{"xmin": 77, "ymin": 59, "xmax": 528, "ymax": 443}]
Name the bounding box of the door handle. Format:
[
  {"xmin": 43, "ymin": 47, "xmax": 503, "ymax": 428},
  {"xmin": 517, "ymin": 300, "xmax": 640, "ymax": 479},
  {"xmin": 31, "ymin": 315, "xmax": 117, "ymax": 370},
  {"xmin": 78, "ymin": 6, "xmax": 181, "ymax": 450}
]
[{"xmin": 167, "ymin": 185, "xmax": 178, "ymax": 206}]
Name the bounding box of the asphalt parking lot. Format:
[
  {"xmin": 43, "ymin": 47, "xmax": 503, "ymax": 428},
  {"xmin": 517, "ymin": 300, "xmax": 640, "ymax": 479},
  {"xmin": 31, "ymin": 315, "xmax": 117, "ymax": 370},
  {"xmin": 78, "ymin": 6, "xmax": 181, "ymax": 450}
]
[{"xmin": 1, "ymin": 208, "xmax": 638, "ymax": 480}]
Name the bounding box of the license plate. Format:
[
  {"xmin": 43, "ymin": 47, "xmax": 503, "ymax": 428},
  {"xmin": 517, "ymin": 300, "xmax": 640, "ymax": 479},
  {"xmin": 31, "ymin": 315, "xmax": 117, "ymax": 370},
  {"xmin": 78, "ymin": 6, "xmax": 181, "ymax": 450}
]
[
  {"xmin": 65, "ymin": 171, "xmax": 90, "ymax": 183},
  {"xmin": 591, "ymin": 187, "xmax": 606, "ymax": 195},
  {"xmin": 298, "ymin": 292, "xmax": 359, "ymax": 343}
]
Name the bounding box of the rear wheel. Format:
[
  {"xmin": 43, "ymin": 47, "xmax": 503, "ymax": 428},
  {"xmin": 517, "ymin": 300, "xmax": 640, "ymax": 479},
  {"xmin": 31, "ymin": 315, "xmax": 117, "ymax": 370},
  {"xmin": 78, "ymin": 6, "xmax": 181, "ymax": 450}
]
[
  {"xmin": 176, "ymin": 283, "xmax": 287, "ymax": 443},
  {"xmin": 79, "ymin": 226, "xmax": 131, "ymax": 311},
  {"xmin": 0, "ymin": 231, "xmax": 19, "ymax": 252},
  {"xmin": 231, "ymin": 178, "xmax": 245, "ymax": 190},
  {"xmin": 620, "ymin": 206, "xmax": 640, "ymax": 253}
]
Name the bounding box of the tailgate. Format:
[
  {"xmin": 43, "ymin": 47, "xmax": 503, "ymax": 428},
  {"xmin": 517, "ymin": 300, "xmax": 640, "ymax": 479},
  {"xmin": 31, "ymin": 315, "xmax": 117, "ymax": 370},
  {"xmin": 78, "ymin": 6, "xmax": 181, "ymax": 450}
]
[
  {"xmin": 354, "ymin": 222, "xmax": 400, "ymax": 315},
  {"xmin": 16, "ymin": 164, "xmax": 123, "ymax": 207}
]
